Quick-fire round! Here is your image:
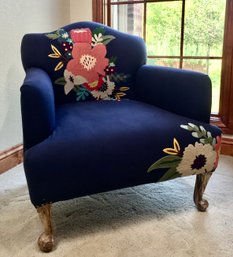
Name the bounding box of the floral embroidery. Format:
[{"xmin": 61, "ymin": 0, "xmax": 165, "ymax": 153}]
[
  {"xmin": 176, "ymin": 142, "xmax": 216, "ymax": 176},
  {"xmin": 70, "ymin": 28, "xmax": 92, "ymax": 44},
  {"xmin": 64, "ymin": 70, "xmax": 87, "ymax": 95},
  {"xmin": 147, "ymin": 123, "xmax": 221, "ymax": 182},
  {"xmin": 66, "ymin": 43, "xmax": 108, "ymax": 84},
  {"xmin": 91, "ymin": 76, "xmax": 115, "ymax": 100},
  {"xmin": 92, "ymin": 33, "xmax": 104, "ymax": 46},
  {"xmin": 46, "ymin": 27, "xmax": 130, "ymax": 101}
]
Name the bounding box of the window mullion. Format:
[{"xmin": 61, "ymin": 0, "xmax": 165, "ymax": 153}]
[
  {"xmin": 179, "ymin": 0, "xmax": 185, "ymax": 69},
  {"xmin": 143, "ymin": 0, "xmax": 147, "ymax": 42}
]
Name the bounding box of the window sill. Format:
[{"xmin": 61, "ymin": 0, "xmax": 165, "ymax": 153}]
[{"xmin": 211, "ymin": 115, "xmax": 233, "ymax": 156}]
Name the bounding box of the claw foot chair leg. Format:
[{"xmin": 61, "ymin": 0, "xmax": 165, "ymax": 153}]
[
  {"xmin": 36, "ymin": 203, "xmax": 54, "ymax": 252},
  {"xmin": 194, "ymin": 172, "xmax": 212, "ymax": 212}
]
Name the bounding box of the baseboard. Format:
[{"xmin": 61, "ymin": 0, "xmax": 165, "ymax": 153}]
[
  {"xmin": 0, "ymin": 144, "xmax": 23, "ymax": 174},
  {"xmin": 221, "ymin": 135, "xmax": 233, "ymax": 156}
]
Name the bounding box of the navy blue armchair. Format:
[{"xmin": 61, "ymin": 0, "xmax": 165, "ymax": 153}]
[{"xmin": 20, "ymin": 22, "xmax": 221, "ymax": 252}]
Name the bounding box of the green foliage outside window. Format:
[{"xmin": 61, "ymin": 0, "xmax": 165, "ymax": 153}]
[{"xmin": 146, "ymin": 0, "xmax": 226, "ymax": 112}]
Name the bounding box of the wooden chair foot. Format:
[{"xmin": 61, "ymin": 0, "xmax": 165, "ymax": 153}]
[
  {"xmin": 37, "ymin": 203, "xmax": 54, "ymax": 252},
  {"xmin": 194, "ymin": 172, "xmax": 212, "ymax": 212}
]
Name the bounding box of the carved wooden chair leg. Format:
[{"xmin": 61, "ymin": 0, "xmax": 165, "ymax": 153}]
[
  {"xmin": 194, "ymin": 172, "xmax": 212, "ymax": 212},
  {"xmin": 36, "ymin": 203, "xmax": 54, "ymax": 252}
]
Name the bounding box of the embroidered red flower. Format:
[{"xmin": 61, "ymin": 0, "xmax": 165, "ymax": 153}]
[
  {"xmin": 66, "ymin": 43, "xmax": 109, "ymax": 83},
  {"xmin": 70, "ymin": 28, "xmax": 92, "ymax": 44},
  {"xmin": 83, "ymin": 76, "xmax": 104, "ymax": 91}
]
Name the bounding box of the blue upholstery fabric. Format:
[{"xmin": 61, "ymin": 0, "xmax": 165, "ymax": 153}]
[
  {"xmin": 21, "ymin": 21, "xmax": 147, "ymax": 105},
  {"xmin": 21, "ymin": 68, "xmax": 55, "ymax": 150},
  {"xmin": 135, "ymin": 65, "xmax": 212, "ymax": 123},
  {"xmin": 20, "ymin": 22, "xmax": 222, "ymax": 207},
  {"xmin": 24, "ymin": 100, "xmax": 221, "ymax": 206}
]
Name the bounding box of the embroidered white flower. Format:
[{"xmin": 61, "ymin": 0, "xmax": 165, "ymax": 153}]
[
  {"xmin": 177, "ymin": 142, "xmax": 216, "ymax": 176},
  {"xmin": 91, "ymin": 76, "xmax": 115, "ymax": 100},
  {"xmin": 64, "ymin": 69, "xmax": 87, "ymax": 95},
  {"xmin": 92, "ymin": 33, "xmax": 103, "ymax": 46}
]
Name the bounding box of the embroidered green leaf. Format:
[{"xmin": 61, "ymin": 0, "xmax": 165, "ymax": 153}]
[
  {"xmin": 109, "ymin": 56, "xmax": 117, "ymax": 64},
  {"xmin": 73, "ymin": 85, "xmax": 80, "ymax": 92},
  {"xmin": 110, "ymin": 73, "xmax": 130, "ymax": 83},
  {"xmin": 200, "ymin": 137, "xmax": 214, "ymax": 145},
  {"xmin": 45, "ymin": 32, "xmax": 60, "ymax": 40},
  {"xmin": 58, "ymin": 29, "xmax": 67, "ymax": 36},
  {"xmin": 79, "ymin": 86, "xmax": 87, "ymax": 91},
  {"xmin": 181, "ymin": 123, "xmax": 214, "ymax": 145},
  {"xmin": 76, "ymin": 95, "xmax": 82, "ymax": 101},
  {"xmin": 54, "ymin": 77, "xmax": 66, "ymax": 86},
  {"xmin": 92, "ymin": 27, "xmax": 105, "ymax": 36},
  {"xmin": 76, "ymin": 86, "xmax": 89, "ymax": 101},
  {"xmin": 54, "ymin": 61, "xmax": 64, "ymax": 71},
  {"xmin": 159, "ymin": 167, "xmax": 181, "ymax": 182},
  {"xmin": 102, "ymin": 35, "xmax": 116, "ymax": 45},
  {"xmin": 67, "ymin": 38, "xmax": 73, "ymax": 44},
  {"xmin": 147, "ymin": 155, "xmax": 182, "ymax": 173}
]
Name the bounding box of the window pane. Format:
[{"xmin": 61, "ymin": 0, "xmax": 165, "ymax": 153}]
[
  {"xmin": 183, "ymin": 59, "xmax": 222, "ymax": 113},
  {"xmin": 111, "ymin": 4, "xmax": 144, "ymax": 37},
  {"xmin": 146, "ymin": 2, "xmax": 182, "ymax": 56},
  {"xmin": 184, "ymin": 0, "xmax": 226, "ymax": 57},
  {"xmin": 147, "ymin": 58, "xmax": 180, "ymax": 69}
]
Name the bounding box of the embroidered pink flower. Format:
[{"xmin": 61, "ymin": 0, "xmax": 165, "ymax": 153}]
[
  {"xmin": 70, "ymin": 28, "xmax": 92, "ymax": 44},
  {"xmin": 66, "ymin": 43, "xmax": 109, "ymax": 84},
  {"xmin": 214, "ymin": 135, "xmax": 222, "ymax": 168}
]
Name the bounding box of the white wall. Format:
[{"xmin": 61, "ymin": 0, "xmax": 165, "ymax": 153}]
[
  {"xmin": 70, "ymin": 0, "xmax": 92, "ymax": 23},
  {"xmin": 0, "ymin": 0, "xmax": 93, "ymax": 152},
  {"xmin": 0, "ymin": 0, "xmax": 70, "ymax": 151}
]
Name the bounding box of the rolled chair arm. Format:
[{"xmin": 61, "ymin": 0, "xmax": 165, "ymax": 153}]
[
  {"xmin": 20, "ymin": 68, "xmax": 55, "ymax": 150},
  {"xmin": 134, "ymin": 65, "xmax": 212, "ymax": 123}
]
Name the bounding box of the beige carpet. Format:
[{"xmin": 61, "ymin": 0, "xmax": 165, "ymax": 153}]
[{"xmin": 0, "ymin": 155, "xmax": 233, "ymax": 257}]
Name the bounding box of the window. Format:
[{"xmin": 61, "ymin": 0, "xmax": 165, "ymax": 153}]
[
  {"xmin": 93, "ymin": 0, "xmax": 233, "ymax": 136},
  {"xmin": 106, "ymin": 0, "xmax": 226, "ymax": 114}
]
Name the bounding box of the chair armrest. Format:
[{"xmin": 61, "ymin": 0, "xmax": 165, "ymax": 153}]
[
  {"xmin": 134, "ymin": 65, "xmax": 212, "ymax": 123},
  {"xmin": 20, "ymin": 68, "xmax": 55, "ymax": 150}
]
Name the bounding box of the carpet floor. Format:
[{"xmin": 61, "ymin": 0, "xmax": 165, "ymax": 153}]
[{"xmin": 0, "ymin": 155, "xmax": 233, "ymax": 257}]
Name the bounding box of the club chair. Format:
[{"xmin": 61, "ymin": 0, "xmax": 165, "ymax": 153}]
[{"xmin": 20, "ymin": 21, "xmax": 222, "ymax": 252}]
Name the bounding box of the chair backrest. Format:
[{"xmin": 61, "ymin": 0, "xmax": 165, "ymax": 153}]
[{"xmin": 21, "ymin": 21, "xmax": 147, "ymax": 105}]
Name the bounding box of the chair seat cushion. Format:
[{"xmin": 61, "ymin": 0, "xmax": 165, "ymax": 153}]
[{"xmin": 24, "ymin": 100, "xmax": 221, "ymax": 206}]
